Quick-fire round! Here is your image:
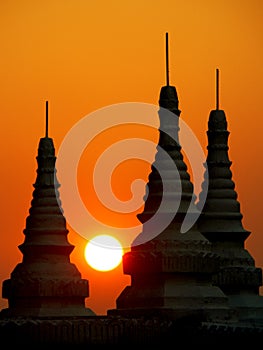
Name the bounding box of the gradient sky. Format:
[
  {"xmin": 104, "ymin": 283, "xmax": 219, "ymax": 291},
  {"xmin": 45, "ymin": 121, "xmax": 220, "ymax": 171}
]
[{"xmin": 0, "ymin": 0, "xmax": 263, "ymax": 315}]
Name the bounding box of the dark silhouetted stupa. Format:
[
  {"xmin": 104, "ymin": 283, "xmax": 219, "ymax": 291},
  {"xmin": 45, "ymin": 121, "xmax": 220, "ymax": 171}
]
[
  {"xmin": 197, "ymin": 69, "xmax": 263, "ymax": 322},
  {"xmin": 108, "ymin": 35, "xmax": 232, "ymax": 323},
  {"xmin": 0, "ymin": 102, "xmax": 95, "ymax": 317}
]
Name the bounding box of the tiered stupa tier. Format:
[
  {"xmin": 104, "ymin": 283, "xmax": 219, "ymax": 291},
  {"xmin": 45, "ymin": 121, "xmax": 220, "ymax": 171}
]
[
  {"xmin": 197, "ymin": 71, "xmax": 263, "ymax": 322},
  {"xmin": 109, "ymin": 40, "xmax": 232, "ymax": 321},
  {"xmin": 0, "ymin": 104, "xmax": 95, "ymax": 317}
]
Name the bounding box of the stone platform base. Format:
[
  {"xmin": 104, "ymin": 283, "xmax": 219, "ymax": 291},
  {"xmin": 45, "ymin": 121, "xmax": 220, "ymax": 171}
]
[{"xmin": 0, "ymin": 315, "xmax": 262, "ymax": 348}]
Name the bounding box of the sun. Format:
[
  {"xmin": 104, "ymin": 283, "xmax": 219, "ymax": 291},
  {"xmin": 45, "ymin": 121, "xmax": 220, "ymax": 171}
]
[{"xmin": 84, "ymin": 234, "xmax": 123, "ymax": 272}]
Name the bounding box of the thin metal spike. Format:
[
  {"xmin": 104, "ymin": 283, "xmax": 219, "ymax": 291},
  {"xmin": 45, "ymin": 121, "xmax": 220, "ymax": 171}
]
[
  {"xmin": 216, "ymin": 68, "xmax": 219, "ymax": 110},
  {"xmin": 166, "ymin": 32, "xmax": 169, "ymax": 86},
  {"xmin": 45, "ymin": 101, "xmax": 49, "ymax": 137}
]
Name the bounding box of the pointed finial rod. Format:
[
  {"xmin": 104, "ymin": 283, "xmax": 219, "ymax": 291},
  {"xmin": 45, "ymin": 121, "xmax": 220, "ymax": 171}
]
[
  {"xmin": 45, "ymin": 100, "xmax": 49, "ymax": 137},
  {"xmin": 216, "ymin": 68, "xmax": 219, "ymax": 110},
  {"xmin": 166, "ymin": 32, "xmax": 169, "ymax": 86}
]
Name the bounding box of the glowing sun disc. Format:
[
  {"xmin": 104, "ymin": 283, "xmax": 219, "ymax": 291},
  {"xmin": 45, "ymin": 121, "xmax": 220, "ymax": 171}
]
[{"xmin": 84, "ymin": 235, "xmax": 123, "ymax": 271}]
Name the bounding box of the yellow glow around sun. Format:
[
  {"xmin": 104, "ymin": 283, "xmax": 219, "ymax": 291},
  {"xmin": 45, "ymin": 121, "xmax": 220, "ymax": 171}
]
[{"xmin": 84, "ymin": 235, "xmax": 123, "ymax": 272}]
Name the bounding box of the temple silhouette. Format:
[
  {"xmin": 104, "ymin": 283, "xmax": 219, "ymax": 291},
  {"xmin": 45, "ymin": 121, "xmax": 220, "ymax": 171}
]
[
  {"xmin": 0, "ymin": 34, "xmax": 262, "ymax": 346},
  {"xmin": 1, "ymin": 101, "xmax": 95, "ymax": 318}
]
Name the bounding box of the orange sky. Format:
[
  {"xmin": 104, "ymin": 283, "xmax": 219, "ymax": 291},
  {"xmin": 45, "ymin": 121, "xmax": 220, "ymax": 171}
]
[{"xmin": 0, "ymin": 0, "xmax": 263, "ymax": 315}]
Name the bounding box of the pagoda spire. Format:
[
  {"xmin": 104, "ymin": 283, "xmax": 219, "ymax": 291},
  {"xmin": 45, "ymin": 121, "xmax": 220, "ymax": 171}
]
[
  {"xmin": 109, "ymin": 36, "xmax": 231, "ymax": 322},
  {"xmin": 197, "ymin": 70, "xmax": 263, "ymax": 321},
  {"xmin": 1, "ymin": 102, "xmax": 95, "ymax": 317}
]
